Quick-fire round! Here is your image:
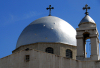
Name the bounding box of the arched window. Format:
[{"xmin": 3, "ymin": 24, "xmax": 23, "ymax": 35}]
[
  {"xmin": 66, "ymin": 49, "xmax": 72, "ymax": 58},
  {"xmin": 45, "ymin": 47, "xmax": 54, "ymax": 54}
]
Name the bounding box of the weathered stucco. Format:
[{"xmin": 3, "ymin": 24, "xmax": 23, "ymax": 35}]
[{"xmin": 0, "ymin": 49, "xmax": 100, "ymax": 68}]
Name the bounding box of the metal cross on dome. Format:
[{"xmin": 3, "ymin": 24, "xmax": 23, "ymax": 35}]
[
  {"xmin": 83, "ymin": 4, "xmax": 90, "ymax": 15},
  {"xmin": 46, "ymin": 5, "xmax": 54, "ymax": 16}
]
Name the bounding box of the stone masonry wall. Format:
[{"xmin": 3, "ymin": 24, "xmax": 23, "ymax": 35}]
[{"xmin": 0, "ymin": 49, "xmax": 100, "ymax": 68}]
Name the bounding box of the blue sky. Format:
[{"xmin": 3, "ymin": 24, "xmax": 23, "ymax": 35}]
[{"xmin": 0, "ymin": 0, "xmax": 100, "ymax": 58}]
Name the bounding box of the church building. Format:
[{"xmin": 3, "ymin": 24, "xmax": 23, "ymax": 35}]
[{"xmin": 0, "ymin": 4, "xmax": 100, "ymax": 68}]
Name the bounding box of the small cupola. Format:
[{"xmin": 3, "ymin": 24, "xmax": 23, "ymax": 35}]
[{"xmin": 78, "ymin": 4, "xmax": 96, "ymax": 28}]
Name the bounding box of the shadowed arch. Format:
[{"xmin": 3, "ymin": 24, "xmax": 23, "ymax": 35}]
[
  {"xmin": 66, "ymin": 49, "xmax": 72, "ymax": 58},
  {"xmin": 45, "ymin": 47, "xmax": 54, "ymax": 54},
  {"xmin": 83, "ymin": 32, "xmax": 90, "ymax": 40}
]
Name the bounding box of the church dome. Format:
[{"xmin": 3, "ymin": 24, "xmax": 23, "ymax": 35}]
[
  {"xmin": 78, "ymin": 15, "xmax": 96, "ymax": 28},
  {"xmin": 16, "ymin": 16, "xmax": 76, "ymax": 48}
]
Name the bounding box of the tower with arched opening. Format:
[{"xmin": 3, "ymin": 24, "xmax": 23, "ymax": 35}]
[{"xmin": 76, "ymin": 5, "xmax": 99, "ymax": 60}]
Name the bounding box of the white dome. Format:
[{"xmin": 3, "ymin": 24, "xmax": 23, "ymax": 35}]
[
  {"xmin": 79, "ymin": 15, "xmax": 96, "ymax": 28},
  {"xmin": 16, "ymin": 16, "xmax": 76, "ymax": 48}
]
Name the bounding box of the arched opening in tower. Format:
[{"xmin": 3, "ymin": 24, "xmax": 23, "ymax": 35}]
[
  {"xmin": 85, "ymin": 39, "xmax": 91, "ymax": 58},
  {"xmin": 83, "ymin": 32, "xmax": 91, "ymax": 58}
]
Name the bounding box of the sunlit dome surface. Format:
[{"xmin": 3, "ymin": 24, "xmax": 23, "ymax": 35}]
[
  {"xmin": 78, "ymin": 15, "xmax": 96, "ymax": 27},
  {"xmin": 79, "ymin": 15, "xmax": 95, "ymax": 25},
  {"xmin": 16, "ymin": 16, "xmax": 76, "ymax": 48}
]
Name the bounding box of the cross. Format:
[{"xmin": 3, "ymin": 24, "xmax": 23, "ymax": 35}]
[
  {"xmin": 46, "ymin": 5, "xmax": 54, "ymax": 16},
  {"xmin": 83, "ymin": 4, "xmax": 90, "ymax": 15}
]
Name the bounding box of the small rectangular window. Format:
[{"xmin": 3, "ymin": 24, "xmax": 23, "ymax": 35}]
[{"xmin": 25, "ymin": 55, "xmax": 30, "ymax": 62}]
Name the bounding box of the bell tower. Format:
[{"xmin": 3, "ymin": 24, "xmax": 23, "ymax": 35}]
[{"xmin": 76, "ymin": 4, "xmax": 99, "ymax": 60}]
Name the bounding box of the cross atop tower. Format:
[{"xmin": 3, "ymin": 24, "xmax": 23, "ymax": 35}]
[
  {"xmin": 83, "ymin": 4, "xmax": 90, "ymax": 15},
  {"xmin": 46, "ymin": 5, "xmax": 54, "ymax": 16}
]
